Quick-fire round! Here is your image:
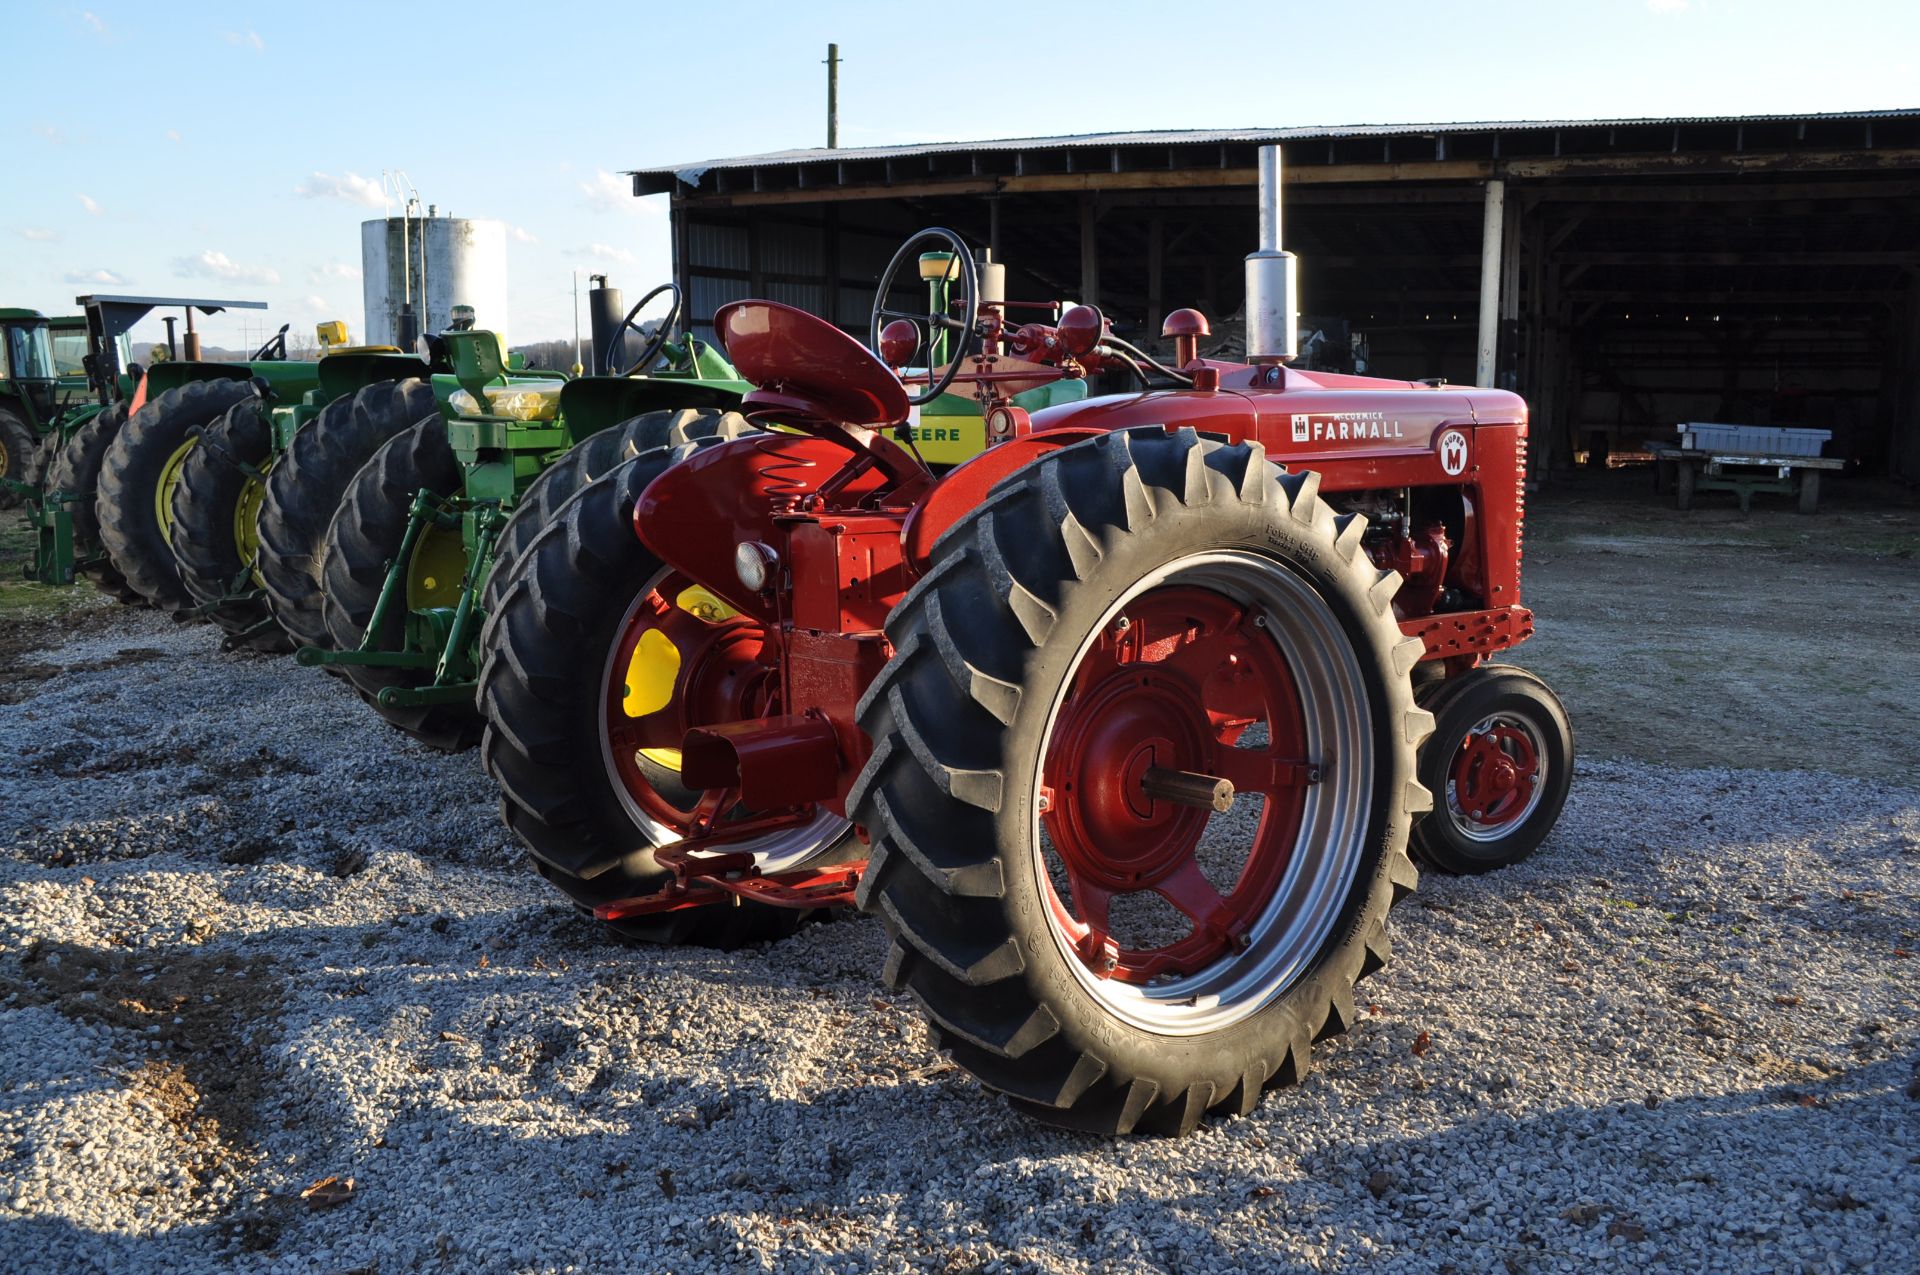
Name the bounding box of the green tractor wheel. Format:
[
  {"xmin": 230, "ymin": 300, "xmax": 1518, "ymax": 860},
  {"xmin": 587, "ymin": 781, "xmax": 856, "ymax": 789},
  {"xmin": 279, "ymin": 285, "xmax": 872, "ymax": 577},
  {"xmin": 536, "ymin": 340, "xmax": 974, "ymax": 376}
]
[
  {"xmin": 481, "ymin": 407, "xmax": 766, "ymax": 614},
  {"xmin": 320, "ymin": 415, "xmax": 482, "ymax": 752},
  {"xmin": 0, "ymin": 404, "xmax": 41, "ymax": 510},
  {"xmin": 45, "ymin": 404, "xmax": 143, "ymax": 604},
  {"xmin": 255, "ymin": 379, "xmax": 437, "ymax": 653},
  {"xmin": 97, "ymin": 379, "xmax": 262, "ymax": 612},
  {"xmin": 170, "ymin": 398, "xmax": 290, "ymax": 652}
]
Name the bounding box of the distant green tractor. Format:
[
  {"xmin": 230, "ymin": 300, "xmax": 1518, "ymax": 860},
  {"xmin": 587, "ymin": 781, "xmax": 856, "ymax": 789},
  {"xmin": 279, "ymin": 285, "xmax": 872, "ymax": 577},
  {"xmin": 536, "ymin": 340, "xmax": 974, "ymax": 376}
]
[
  {"xmin": 300, "ymin": 282, "xmax": 746, "ymax": 748},
  {"xmin": 163, "ymin": 319, "xmax": 437, "ymax": 650},
  {"xmin": 0, "ymin": 308, "xmax": 63, "ymax": 508}
]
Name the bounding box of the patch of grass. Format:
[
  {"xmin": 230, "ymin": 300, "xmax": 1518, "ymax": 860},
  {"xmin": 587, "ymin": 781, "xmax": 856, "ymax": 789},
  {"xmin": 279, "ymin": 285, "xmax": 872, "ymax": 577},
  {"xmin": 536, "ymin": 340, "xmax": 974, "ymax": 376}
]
[{"xmin": 0, "ymin": 515, "xmax": 108, "ymax": 620}]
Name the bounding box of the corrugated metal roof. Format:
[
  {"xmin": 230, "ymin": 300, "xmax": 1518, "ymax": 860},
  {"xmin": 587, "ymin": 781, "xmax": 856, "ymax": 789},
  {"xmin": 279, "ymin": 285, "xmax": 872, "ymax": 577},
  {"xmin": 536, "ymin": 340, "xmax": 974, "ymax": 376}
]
[{"xmin": 632, "ymin": 109, "xmax": 1919, "ymax": 188}]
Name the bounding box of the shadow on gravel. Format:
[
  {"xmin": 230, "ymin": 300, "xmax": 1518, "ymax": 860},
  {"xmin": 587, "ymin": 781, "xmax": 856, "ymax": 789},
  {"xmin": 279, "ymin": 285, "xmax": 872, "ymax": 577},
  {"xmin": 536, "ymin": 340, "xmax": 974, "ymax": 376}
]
[{"xmin": 6, "ymin": 940, "xmax": 281, "ymax": 1209}]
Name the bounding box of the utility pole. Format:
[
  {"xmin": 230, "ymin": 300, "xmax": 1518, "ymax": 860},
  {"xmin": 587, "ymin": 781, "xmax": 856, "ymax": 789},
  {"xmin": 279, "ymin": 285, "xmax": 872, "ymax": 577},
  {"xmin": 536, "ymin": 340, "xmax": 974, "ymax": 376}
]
[{"xmin": 825, "ymin": 43, "xmax": 840, "ymax": 148}]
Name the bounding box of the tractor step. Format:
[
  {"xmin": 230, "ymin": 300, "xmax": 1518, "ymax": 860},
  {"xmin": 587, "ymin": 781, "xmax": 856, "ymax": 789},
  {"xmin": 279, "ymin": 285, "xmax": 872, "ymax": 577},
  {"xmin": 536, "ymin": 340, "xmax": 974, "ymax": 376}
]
[
  {"xmin": 593, "ymin": 850, "xmax": 867, "ymax": 920},
  {"xmin": 375, "ymin": 681, "xmax": 477, "ymax": 709},
  {"xmin": 295, "ymin": 645, "xmax": 439, "ymax": 670}
]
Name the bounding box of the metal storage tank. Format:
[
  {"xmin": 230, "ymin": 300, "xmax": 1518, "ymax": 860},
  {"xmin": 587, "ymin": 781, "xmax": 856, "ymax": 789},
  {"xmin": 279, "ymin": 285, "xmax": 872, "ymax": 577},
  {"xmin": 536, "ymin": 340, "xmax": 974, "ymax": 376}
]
[{"xmin": 360, "ymin": 210, "xmax": 509, "ymax": 347}]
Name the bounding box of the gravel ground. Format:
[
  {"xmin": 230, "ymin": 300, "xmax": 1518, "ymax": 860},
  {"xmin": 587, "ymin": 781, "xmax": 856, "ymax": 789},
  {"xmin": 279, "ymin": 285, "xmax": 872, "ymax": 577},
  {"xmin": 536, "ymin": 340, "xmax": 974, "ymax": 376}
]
[{"xmin": 1, "ymin": 540, "xmax": 1917, "ymax": 1271}]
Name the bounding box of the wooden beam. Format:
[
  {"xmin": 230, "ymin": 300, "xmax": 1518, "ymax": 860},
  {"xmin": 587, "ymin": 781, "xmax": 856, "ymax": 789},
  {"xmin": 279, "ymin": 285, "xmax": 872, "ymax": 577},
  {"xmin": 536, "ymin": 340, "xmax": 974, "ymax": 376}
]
[
  {"xmin": 1557, "ymin": 250, "xmax": 1918, "ymax": 266},
  {"xmin": 668, "ymin": 148, "xmax": 1920, "ymax": 209},
  {"xmin": 1079, "ymin": 193, "xmax": 1099, "ymax": 306}
]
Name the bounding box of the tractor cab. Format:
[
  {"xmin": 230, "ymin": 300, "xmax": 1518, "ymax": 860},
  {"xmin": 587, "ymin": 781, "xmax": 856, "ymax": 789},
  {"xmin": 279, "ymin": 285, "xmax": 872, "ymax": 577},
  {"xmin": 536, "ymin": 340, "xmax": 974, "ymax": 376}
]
[{"xmin": 0, "ymin": 308, "xmax": 60, "ymax": 431}]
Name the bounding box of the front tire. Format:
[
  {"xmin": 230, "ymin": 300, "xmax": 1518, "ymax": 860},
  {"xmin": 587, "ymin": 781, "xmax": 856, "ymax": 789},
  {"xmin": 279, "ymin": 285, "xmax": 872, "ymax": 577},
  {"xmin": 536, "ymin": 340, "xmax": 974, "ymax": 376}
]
[
  {"xmin": 1410, "ymin": 665, "xmax": 1573, "ymax": 875},
  {"xmin": 0, "ymin": 405, "xmax": 42, "ymax": 509},
  {"xmin": 852, "ymin": 428, "xmax": 1433, "ymax": 1135},
  {"xmin": 479, "ymin": 411, "xmax": 838, "ymax": 947}
]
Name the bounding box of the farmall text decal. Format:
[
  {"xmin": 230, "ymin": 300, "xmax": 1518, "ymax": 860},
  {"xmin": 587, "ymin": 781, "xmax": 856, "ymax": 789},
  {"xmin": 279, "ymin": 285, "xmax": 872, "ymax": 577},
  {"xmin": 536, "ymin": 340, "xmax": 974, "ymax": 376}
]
[{"xmin": 1290, "ymin": 412, "xmax": 1407, "ymax": 443}]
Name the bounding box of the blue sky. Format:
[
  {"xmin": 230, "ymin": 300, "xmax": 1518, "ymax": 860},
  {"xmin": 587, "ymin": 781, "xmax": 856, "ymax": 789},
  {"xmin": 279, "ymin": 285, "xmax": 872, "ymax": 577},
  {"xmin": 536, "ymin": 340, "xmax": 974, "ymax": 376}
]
[{"xmin": 5, "ymin": 0, "xmax": 1915, "ymax": 349}]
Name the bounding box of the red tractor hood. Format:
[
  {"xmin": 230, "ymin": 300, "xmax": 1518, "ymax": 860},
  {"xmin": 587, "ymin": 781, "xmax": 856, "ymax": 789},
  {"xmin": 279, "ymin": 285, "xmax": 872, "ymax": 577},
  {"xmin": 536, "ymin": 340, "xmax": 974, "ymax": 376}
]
[{"xmin": 1029, "ymin": 365, "xmax": 1525, "ymax": 470}]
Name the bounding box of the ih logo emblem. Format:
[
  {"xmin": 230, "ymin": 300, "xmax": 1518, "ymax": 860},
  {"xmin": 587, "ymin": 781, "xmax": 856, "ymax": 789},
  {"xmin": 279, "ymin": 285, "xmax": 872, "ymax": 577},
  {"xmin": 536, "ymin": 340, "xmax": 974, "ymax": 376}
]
[
  {"xmin": 1438, "ymin": 429, "xmax": 1469, "ymax": 476},
  {"xmin": 1291, "ymin": 414, "xmax": 1311, "ymax": 443}
]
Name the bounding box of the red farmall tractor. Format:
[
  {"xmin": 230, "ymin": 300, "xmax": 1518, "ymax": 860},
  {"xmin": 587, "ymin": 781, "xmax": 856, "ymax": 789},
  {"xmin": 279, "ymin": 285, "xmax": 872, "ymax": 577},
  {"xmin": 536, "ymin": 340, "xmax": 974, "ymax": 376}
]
[{"xmin": 480, "ymin": 148, "xmax": 1573, "ymax": 1135}]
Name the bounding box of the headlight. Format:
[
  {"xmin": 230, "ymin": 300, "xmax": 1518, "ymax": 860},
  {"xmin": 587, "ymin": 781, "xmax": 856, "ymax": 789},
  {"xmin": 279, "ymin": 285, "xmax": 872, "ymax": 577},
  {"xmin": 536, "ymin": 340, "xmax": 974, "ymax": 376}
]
[{"xmin": 734, "ymin": 541, "xmax": 778, "ymax": 592}]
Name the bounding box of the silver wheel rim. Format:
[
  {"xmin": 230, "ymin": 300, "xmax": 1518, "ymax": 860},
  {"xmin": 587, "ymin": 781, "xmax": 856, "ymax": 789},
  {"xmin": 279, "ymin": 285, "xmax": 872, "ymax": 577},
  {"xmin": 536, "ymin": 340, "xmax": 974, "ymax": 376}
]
[
  {"xmin": 1446, "ymin": 710, "xmax": 1548, "ymax": 843},
  {"xmin": 598, "ymin": 567, "xmax": 848, "ymax": 872},
  {"xmin": 1030, "ymin": 549, "xmax": 1375, "ymax": 1037}
]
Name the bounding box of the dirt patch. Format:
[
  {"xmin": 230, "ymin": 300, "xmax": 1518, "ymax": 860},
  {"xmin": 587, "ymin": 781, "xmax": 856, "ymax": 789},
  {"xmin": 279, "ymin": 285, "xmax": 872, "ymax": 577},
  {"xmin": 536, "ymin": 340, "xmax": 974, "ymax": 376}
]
[
  {"xmin": 9, "ymin": 942, "xmax": 282, "ymax": 1203},
  {"xmin": 1520, "ymin": 470, "xmax": 1920, "ymax": 779}
]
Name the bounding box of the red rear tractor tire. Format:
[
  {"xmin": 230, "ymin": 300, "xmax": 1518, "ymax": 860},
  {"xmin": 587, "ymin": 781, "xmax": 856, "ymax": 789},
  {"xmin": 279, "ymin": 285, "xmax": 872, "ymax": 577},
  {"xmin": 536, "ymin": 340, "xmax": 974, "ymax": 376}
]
[
  {"xmin": 479, "ymin": 411, "xmax": 844, "ymax": 948},
  {"xmin": 1411, "ymin": 665, "xmax": 1573, "ymax": 875},
  {"xmin": 853, "ymin": 427, "xmax": 1432, "ymax": 1135}
]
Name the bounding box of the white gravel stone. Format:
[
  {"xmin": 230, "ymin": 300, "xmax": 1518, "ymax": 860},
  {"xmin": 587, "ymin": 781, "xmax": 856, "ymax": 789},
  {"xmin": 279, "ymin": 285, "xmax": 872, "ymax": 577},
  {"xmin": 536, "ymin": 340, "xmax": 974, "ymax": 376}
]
[{"xmin": 0, "ymin": 606, "xmax": 1913, "ymax": 1273}]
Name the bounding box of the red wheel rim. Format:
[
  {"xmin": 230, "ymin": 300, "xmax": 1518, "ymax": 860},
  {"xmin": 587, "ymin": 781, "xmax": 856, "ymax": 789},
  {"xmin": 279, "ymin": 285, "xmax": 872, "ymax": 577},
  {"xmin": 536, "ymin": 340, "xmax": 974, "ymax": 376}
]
[
  {"xmin": 1038, "ymin": 585, "xmax": 1313, "ymax": 986},
  {"xmin": 600, "ymin": 570, "xmax": 779, "ymax": 838},
  {"xmin": 1447, "ymin": 716, "xmax": 1543, "ymax": 836}
]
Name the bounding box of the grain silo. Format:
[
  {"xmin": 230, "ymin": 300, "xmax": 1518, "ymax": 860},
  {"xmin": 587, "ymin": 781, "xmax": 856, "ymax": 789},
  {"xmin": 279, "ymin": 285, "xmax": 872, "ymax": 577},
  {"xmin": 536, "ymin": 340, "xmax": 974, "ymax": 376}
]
[{"xmin": 360, "ymin": 207, "xmax": 509, "ymax": 347}]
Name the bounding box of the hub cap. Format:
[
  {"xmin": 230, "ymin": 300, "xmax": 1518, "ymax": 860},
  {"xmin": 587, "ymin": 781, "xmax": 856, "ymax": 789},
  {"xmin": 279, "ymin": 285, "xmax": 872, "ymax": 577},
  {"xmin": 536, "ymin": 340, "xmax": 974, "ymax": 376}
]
[
  {"xmin": 1033, "ymin": 551, "xmax": 1374, "ymax": 1036},
  {"xmin": 1446, "ymin": 711, "xmax": 1544, "ymax": 840},
  {"xmin": 599, "ymin": 567, "xmax": 847, "ymax": 871},
  {"xmin": 155, "ymin": 437, "xmax": 197, "ymax": 544}
]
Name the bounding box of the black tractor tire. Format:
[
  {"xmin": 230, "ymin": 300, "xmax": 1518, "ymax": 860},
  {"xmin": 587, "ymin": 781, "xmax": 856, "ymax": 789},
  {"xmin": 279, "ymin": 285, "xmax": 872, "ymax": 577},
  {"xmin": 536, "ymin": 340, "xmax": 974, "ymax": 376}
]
[
  {"xmin": 97, "ymin": 379, "xmax": 262, "ymax": 612},
  {"xmin": 319, "ymin": 416, "xmax": 479, "ymax": 752},
  {"xmin": 46, "ymin": 405, "xmax": 142, "ymax": 604},
  {"xmin": 479, "ymin": 410, "xmax": 825, "ymax": 948},
  {"xmin": 1410, "ymin": 665, "xmax": 1573, "ymax": 876},
  {"xmin": 481, "ymin": 407, "xmax": 757, "ymax": 614},
  {"xmin": 169, "ymin": 397, "xmax": 289, "ymax": 652},
  {"xmin": 851, "ymin": 427, "xmax": 1433, "ymax": 1136},
  {"xmin": 0, "ymin": 404, "xmax": 42, "ymax": 509},
  {"xmin": 256, "ymin": 379, "xmax": 437, "ymax": 652}
]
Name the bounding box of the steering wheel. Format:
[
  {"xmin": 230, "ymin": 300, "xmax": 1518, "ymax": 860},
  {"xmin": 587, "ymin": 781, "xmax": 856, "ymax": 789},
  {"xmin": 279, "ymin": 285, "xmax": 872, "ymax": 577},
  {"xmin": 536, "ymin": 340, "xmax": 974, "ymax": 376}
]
[
  {"xmin": 610, "ymin": 283, "xmax": 683, "ymax": 376},
  {"xmin": 869, "ymin": 228, "xmax": 979, "ymax": 406},
  {"xmin": 251, "ymin": 324, "xmax": 289, "ymax": 361}
]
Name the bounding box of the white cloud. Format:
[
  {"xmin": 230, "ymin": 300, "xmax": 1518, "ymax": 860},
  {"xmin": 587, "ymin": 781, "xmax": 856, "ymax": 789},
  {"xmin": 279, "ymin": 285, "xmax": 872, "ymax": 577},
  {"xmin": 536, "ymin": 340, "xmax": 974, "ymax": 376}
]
[
  {"xmin": 225, "ymin": 29, "xmax": 266, "ymax": 53},
  {"xmin": 64, "ymin": 268, "xmax": 127, "ymax": 285},
  {"xmin": 82, "ymin": 11, "xmax": 105, "ymax": 32},
  {"xmin": 173, "ymin": 250, "xmax": 281, "ymax": 286},
  {"xmin": 165, "ymin": 128, "xmax": 182, "ymax": 143},
  {"xmin": 16, "ymin": 228, "xmax": 57, "ymax": 242},
  {"xmin": 311, "ymin": 261, "xmax": 362, "ymax": 283},
  {"xmin": 580, "ymin": 169, "xmax": 640, "ymax": 214},
  {"xmin": 571, "ymin": 243, "xmax": 637, "ymax": 265},
  {"xmin": 509, "ymin": 225, "xmax": 539, "ymax": 244},
  {"xmin": 295, "ymin": 171, "xmax": 386, "ymax": 209},
  {"xmin": 36, "ymin": 124, "xmax": 67, "ymax": 145},
  {"xmin": 77, "ymin": 193, "xmax": 103, "ymax": 215},
  {"xmin": 1646, "ymin": 0, "xmax": 1689, "ymax": 12}
]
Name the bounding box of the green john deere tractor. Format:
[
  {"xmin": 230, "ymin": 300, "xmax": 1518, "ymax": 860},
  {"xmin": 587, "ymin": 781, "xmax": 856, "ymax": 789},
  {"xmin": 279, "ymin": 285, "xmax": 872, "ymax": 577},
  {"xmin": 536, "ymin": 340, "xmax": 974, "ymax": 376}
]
[
  {"xmin": 299, "ymin": 281, "xmax": 746, "ymax": 748},
  {"xmin": 164, "ymin": 319, "xmax": 436, "ymax": 650},
  {"xmin": 0, "ymin": 309, "xmax": 65, "ymax": 509},
  {"xmin": 19, "ymin": 295, "xmax": 267, "ymax": 592},
  {"xmin": 306, "ymin": 263, "xmax": 1087, "ymax": 752}
]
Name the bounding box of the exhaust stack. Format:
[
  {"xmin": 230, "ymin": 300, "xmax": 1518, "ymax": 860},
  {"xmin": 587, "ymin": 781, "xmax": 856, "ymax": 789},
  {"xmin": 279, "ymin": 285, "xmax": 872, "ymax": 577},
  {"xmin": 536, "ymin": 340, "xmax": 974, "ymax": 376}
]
[{"xmin": 1244, "ymin": 145, "xmax": 1299, "ymax": 364}]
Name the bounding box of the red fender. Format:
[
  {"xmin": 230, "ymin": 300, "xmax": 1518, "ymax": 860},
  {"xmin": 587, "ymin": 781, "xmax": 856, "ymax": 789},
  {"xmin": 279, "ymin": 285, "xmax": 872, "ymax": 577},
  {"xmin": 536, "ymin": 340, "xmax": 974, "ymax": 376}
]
[
  {"xmin": 634, "ymin": 432, "xmax": 894, "ymax": 623},
  {"xmin": 901, "ymin": 427, "xmax": 1109, "ymax": 573}
]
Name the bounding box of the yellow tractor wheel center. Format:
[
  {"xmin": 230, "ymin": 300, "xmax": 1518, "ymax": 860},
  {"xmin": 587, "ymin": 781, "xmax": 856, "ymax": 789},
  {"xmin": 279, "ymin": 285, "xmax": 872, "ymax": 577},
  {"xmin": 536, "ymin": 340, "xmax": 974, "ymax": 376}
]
[{"xmin": 155, "ymin": 436, "xmax": 197, "ymax": 543}]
